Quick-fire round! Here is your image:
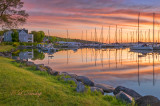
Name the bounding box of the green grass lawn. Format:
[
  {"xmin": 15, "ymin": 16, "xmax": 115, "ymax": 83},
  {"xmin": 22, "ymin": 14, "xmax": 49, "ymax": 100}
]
[
  {"xmin": 0, "ymin": 45, "xmax": 15, "ymax": 52},
  {"xmin": 0, "ymin": 56, "xmax": 130, "ymax": 106}
]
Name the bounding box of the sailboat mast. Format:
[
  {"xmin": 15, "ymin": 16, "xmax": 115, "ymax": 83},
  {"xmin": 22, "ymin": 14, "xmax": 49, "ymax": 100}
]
[
  {"xmin": 67, "ymin": 30, "xmax": 69, "ymax": 42},
  {"xmin": 86, "ymin": 30, "xmax": 87, "ymax": 44},
  {"xmin": 138, "ymin": 13, "xmax": 140, "ymax": 45},
  {"xmin": 119, "ymin": 29, "xmax": 120, "ymax": 43},
  {"xmin": 121, "ymin": 28, "xmax": 122, "ymax": 43},
  {"xmin": 149, "ymin": 29, "xmax": 150, "ymax": 42},
  {"xmin": 127, "ymin": 33, "xmax": 128, "ymax": 43},
  {"xmin": 102, "ymin": 26, "xmax": 103, "ymax": 43},
  {"xmin": 95, "ymin": 28, "xmax": 97, "ymax": 44},
  {"xmin": 91, "ymin": 31, "xmax": 92, "ymax": 42},
  {"xmin": 116, "ymin": 25, "xmax": 117, "ymax": 43},
  {"xmin": 100, "ymin": 26, "xmax": 103, "ymax": 43},
  {"xmin": 81, "ymin": 31, "xmax": 83, "ymax": 41},
  {"xmin": 153, "ymin": 13, "xmax": 155, "ymax": 46},
  {"xmin": 145, "ymin": 31, "xmax": 147, "ymax": 42},
  {"xmin": 158, "ymin": 30, "xmax": 160, "ymax": 43},
  {"xmin": 109, "ymin": 26, "xmax": 110, "ymax": 44}
]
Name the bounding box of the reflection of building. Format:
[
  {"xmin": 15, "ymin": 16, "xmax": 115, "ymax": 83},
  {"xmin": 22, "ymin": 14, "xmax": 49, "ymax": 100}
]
[{"xmin": 19, "ymin": 50, "xmax": 34, "ymax": 60}]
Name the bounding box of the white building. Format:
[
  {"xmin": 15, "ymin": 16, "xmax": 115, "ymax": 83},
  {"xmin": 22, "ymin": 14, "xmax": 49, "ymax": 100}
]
[
  {"xmin": 4, "ymin": 30, "xmax": 13, "ymax": 42},
  {"xmin": 4, "ymin": 29, "xmax": 34, "ymax": 42}
]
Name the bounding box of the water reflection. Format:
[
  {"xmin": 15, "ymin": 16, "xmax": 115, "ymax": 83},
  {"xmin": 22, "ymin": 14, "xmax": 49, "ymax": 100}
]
[{"xmin": 14, "ymin": 48, "xmax": 160, "ymax": 98}]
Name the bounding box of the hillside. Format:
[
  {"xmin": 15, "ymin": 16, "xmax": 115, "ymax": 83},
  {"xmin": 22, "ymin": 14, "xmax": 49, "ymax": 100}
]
[{"xmin": 0, "ymin": 56, "xmax": 128, "ymax": 106}]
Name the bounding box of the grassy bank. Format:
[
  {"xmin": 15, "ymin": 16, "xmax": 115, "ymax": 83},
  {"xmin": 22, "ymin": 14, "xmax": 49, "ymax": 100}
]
[
  {"xmin": 0, "ymin": 45, "xmax": 15, "ymax": 52},
  {"xmin": 0, "ymin": 56, "xmax": 130, "ymax": 106}
]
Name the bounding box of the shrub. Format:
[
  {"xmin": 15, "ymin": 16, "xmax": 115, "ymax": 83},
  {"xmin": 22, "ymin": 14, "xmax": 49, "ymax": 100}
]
[{"xmin": 13, "ymin": 42, "xmax": 20, "ymax": 47}]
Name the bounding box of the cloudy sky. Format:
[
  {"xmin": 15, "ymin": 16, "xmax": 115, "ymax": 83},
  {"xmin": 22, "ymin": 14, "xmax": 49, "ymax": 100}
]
[{"xmin": 22, "ymin": 0, "xmax": 160, "ymax": 42}]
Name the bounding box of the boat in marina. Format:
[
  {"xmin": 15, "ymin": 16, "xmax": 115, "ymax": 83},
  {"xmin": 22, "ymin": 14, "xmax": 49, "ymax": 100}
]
[
  {"xmin": 130, "ymin": 13, "xmax": 153, "ymax": 50},
  {"xmin": 40, "ymin": 43, "xmax": 57, "ymax": 52},
  {"xmin": 131, "ymin": 44, "xmax": 153, "ymax": 50},
  {"xmin": 67, "ymin": 42, "xmax": 79, "ymax": 48},
  {"xmin": 153, "ymin": 44, "xmax": 160, "ymax": 50},
  {"xmin": 130, "ymin": 49, "xmax": 153, "ymax": 55}
]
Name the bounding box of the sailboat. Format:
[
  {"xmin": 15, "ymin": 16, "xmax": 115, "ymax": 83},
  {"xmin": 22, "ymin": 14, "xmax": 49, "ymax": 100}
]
[
  {"xmin": 105, "ymin": 26, "xmax": 115, "ymax": 47},
  {"xmin": 66, "ymin": 30, "xmax": 79, "ymax": 48},
  {"xmin": 152, "ymin": 13, "xmax": 160, "ymax": 50},
  {"xmin": 112, "ymin": 25, "xmax": 124, "ymax": 48},
  {"xmin": 131, "ymin": 13, "xmax": 153, "ymax": 50}
]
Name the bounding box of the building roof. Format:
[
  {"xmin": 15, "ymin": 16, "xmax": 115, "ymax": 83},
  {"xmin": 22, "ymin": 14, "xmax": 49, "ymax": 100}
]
[{"xmin": 18, "ymin": 29, "xmax": 28, "ymax": 34}]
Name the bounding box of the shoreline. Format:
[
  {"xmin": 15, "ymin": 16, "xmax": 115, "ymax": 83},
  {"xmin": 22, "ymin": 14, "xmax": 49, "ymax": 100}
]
[{"xmin": 0, "ymin": 47, "xmax": 160, "ymax": 105}]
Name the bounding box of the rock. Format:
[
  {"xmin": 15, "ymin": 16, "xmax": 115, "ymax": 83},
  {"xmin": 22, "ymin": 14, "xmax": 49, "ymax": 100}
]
[
  {"xmin": 61, "ymin": 72, "xmax": 69, "ymax": 76},
  {"xmin": 16, "ymin": 60, "xmax": 21, "ymax": 63},
  {"xmin": 69, "ymin": 74, "xmax": 78, "ymax": 79},
  {"xmin": 26, "ymin": 61, "xmax": 35, "ymax": 66},
  {"xmin": 0, "ymin": 52, "xmax": 5, "ymax": 56},
  {"xmin": 36, "ymin": 66, "xmax": 46, "ymax": 72},
  {"xmin": 76, "ymin": 82, "xmax": 86, "ymax": 92},
  {"xmin": 19, "ymin": 64, "xmax": 24, "ymax": 68},
  {"xmin": 113, "ymin": 86, "xmax": 142, "ymax": 100},
  {"xmin": 45, "ymin": 66, "xmax": 52, "ymax": 70},
  {"xmin": 90, "ymin": 87, "xmax": 104, "ymax": 94},
  {"xmin": 45, "ymin": 66, "xmax": 53, "ymax": 73},
  {"xmin": 61, "ymin": 72, "xmax": 77, "ymax": 79},
  {"xmin": 95, "ymin": 83, "xmax": 115, "ymax": 93},
  {"xmin": 20, "ymin": 59, "xmax": 27, "ymax": 64},
  {"xmin": 63, "ymin": 78, "xmax": 78, "ymax": 84},
  {"xmin": 35, "ymin": 64, "xmax": 47, "ymax": 72},
  {"xmin": 36, "ymin": 64, "xmax": 44, "ymax": 69},
  {"xmin": 76, "ymin": 76, "xmax": 94, "ymax": 86},
  {"xmin": 44, "ymin": 66, "xmax": 59, "ymax": 76},
  {"xmin": 116, "ymin": 91, "xmax": 133, "ymax": 103},
  {"xmin": 36, "ymin": 64, "xmax": 44, "ymax": 67},
  {"xmin": 135, "ymin": 95, "xmax": 159, "ymax": 106},
  {"xmin": 3, "ymin": 52, "xmax": 11, "ymax": 58},
  {"xmin": 49, "ymin": 70, "xmax": 60, "ymax": 76}
]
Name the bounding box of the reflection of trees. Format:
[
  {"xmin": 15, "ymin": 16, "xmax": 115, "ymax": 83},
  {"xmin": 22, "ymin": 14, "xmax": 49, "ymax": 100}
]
[
  {"xmin": 12, "ymin": 50, "xmax": 20, "ymax": 56},
  {"xmin": 32, "ymin": 49, "xmax": 45, "ymax": 60}
]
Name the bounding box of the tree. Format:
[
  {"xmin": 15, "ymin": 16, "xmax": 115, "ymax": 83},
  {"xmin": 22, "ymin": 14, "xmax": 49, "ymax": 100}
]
[
  {"xmin": 31, "ymin": 31, "xmax": 45, "ymax": 43},
  {"xmin": 0, "ymin": 0, "xmax": 29, "ymax": 29},
  {"xmin": 0, "ymin": 31, "xmax": 4, "ymax": 36},
  {"xmin": 11, "ymin": 29, "xmax": 19, "ymax": 42}
]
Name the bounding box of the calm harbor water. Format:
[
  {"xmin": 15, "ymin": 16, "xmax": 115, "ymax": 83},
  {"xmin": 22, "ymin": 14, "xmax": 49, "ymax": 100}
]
[{"xmin": 17, "ymin": 48, "xmax": 160, "ymax": 98}]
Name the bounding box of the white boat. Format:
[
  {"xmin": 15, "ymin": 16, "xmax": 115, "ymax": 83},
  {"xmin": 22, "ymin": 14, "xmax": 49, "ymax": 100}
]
[
  {"xmin": 67, "ymin": 43, "xmax": 79, "ymax": 48},
  {"xmin": 40, "ymin": 43, "xmax": 57, "ymax": 52},
  {"xmin": 112, "ymin": 43, "xmax": 124, "ymax": 48},
  {"xmin": 105, "ymin": 44, "xmax": 115, "ymax": 47},
  {"xmin": 153, "ymin": 44, "xmax": 160, "ymax": 50},
  {"xmin": 130, "ymin": 44, "xmax": 153, "ymax": 50}
]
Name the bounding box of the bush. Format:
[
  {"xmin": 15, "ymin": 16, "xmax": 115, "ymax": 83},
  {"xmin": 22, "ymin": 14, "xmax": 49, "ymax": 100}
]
[
  {"xmin": 13, "ymin": 42, "xmax": 20, "ymax": 47},
  {"xmin": 0, "ymin": 42, "xmax": 13, "ymax": 46}
]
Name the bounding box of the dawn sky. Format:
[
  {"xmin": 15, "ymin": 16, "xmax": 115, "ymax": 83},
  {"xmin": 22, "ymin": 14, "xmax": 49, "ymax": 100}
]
[{"xmin": 22, "ymin": 0, "xmax": 160, "ymax": 42}]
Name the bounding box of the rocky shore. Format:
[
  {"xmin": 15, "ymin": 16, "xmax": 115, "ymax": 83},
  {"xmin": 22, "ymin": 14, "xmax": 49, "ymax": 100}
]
[{"xmin": 0, "ymin": 51, "xmax": 160, "ymax": 106}]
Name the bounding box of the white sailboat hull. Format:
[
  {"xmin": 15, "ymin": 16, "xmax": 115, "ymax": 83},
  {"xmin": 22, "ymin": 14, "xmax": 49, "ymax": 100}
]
[{"xmin": 131, "ymin": 46, "xmax": 153, "ymax": 50}]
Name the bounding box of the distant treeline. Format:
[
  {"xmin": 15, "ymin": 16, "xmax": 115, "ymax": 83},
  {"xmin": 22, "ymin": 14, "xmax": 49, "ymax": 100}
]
[{"xmin": 48, "ymin": 36, "xmax": 97, "ymax": 44}]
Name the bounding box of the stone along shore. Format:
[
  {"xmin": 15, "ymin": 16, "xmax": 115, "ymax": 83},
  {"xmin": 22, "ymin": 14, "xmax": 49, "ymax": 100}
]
[{"xmin": 0, "ymin": 50, "xmax": 160, "ymax": 106}]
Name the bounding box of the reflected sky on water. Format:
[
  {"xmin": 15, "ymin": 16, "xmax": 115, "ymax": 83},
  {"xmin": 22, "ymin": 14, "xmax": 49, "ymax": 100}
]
[{"xmin": 29, "ymin": 48, "xmax": 160, "ymax": 98}]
